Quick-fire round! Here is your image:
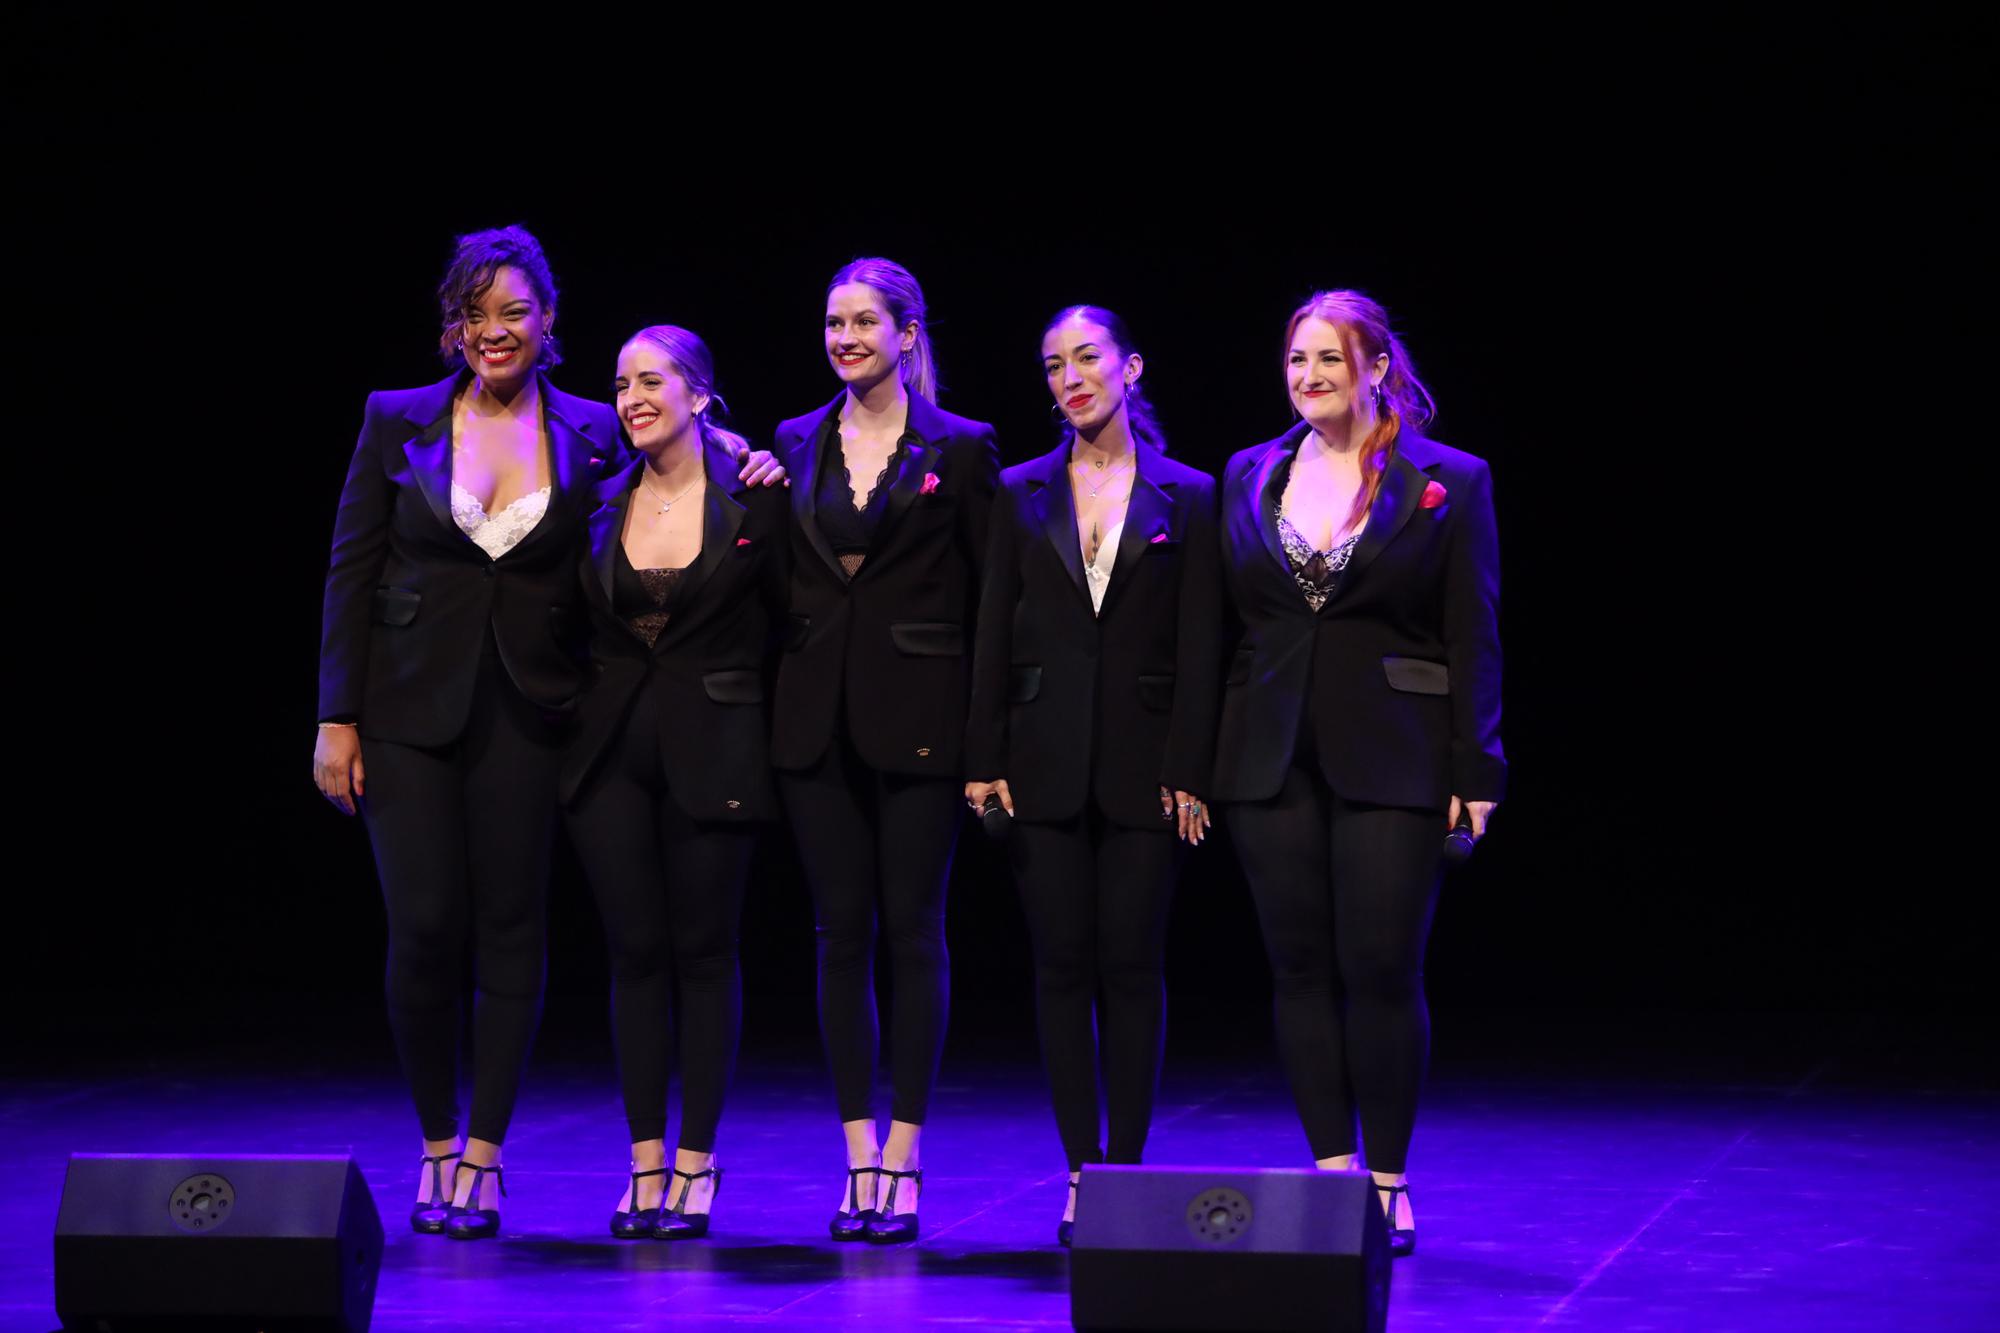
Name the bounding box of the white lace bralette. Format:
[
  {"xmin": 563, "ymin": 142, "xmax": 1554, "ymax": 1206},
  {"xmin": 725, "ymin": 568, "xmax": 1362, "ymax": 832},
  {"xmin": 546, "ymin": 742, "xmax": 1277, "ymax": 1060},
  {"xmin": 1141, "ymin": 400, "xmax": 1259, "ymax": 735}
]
[{"xmin": 450, "ymin": 482, "xmax": 551, "ymax": 560}]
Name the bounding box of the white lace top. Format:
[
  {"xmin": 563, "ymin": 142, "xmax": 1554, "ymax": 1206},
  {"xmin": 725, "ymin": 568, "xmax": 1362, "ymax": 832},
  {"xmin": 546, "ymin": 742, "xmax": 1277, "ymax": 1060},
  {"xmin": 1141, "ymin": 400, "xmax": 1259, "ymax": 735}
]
[
  {"xmin": 451, "ymin": 482, "xmax": 550, "ymax": 560},
  {"xmin": 1083, "ymin": 516, "xmax": 1125, "ymax": 616}
]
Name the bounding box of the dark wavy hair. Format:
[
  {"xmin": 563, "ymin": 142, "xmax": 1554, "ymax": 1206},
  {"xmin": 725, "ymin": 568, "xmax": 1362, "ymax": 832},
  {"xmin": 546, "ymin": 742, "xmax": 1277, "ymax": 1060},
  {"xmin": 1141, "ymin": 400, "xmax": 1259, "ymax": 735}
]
[
  {"xmin": 1043, "ymin": 305, "xmax": 1167, "ymax": 453},
  {"xmin": 436, "ymin": 225, "xmax": 563, "ymax": 368}
]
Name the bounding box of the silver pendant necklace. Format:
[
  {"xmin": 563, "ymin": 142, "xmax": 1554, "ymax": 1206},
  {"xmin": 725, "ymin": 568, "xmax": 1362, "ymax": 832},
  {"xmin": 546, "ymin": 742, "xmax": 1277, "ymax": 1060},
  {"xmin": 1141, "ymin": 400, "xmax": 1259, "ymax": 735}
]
[{"xmin": 641, "ymin": 474, "xmax": 701, "ymax": 515}]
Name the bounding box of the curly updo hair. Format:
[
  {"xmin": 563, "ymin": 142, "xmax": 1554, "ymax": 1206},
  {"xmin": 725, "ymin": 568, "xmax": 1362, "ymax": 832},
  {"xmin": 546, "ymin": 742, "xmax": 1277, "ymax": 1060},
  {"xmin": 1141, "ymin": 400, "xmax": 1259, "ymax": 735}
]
[{"xmin": 436, "ymin": 225, "xmax": 563, "ymax": 368}]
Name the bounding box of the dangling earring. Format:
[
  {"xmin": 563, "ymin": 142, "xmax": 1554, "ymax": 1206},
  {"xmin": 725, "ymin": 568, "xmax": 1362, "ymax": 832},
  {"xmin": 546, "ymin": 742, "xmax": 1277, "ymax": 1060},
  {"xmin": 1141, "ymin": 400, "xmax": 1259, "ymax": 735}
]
[
  {"xmin": 454, "ymin": 339, "xmax": 463, "ymax": 352},
  {"xmin": 1371, "ymin": 383, "xmax": 1386, "ymax": 414}
]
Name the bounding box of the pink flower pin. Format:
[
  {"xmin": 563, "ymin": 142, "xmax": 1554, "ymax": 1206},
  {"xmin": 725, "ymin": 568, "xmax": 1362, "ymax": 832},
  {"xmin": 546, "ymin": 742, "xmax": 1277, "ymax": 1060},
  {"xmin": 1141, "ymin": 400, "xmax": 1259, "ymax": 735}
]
[
  {"xmin": 920, "ymin": 472, "xmax": 941, "ymax": 495},
  {"xmin": 1150, "ymin": 531, "xmax": 1169, "ymax": 544},
  {"xmin": 1419, "ymin": 480, "xmax": 1448, "ymax": 509},
  {"xmin": 736, "ymin": 537, "xmax": 752, "ymax": 547}
]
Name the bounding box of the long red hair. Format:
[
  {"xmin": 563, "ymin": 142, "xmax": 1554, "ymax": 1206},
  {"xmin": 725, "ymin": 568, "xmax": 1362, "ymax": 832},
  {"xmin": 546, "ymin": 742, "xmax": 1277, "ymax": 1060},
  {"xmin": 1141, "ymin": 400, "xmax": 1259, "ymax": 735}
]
[{"xmin": 1284, "ymin": 291, "xmax": 1437, "ymax": 534}]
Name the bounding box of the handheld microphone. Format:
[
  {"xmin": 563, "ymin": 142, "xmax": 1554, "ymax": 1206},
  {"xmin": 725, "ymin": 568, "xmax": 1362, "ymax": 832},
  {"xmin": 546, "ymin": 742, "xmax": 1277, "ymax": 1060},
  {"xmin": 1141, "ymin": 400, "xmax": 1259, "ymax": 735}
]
[
  {"xmin": 980, "ymin": 792, "xmax": 1012, "ymax": 841},
  {"xmin": 1442, "ymin": 810, "xmax": 1477, "ymax": 867}
]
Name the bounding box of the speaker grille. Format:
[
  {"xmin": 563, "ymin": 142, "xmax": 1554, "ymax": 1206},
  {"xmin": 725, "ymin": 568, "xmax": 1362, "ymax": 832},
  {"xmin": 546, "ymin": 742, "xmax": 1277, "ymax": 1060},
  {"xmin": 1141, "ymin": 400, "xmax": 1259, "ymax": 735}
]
[
  {"xmin": 1185, "ymin": 1186, "xmax": 1253, "ymax": 1244},
  {"xmin": 169, "ymin": 1173, "xmax": 237, "ymax": 1233}
]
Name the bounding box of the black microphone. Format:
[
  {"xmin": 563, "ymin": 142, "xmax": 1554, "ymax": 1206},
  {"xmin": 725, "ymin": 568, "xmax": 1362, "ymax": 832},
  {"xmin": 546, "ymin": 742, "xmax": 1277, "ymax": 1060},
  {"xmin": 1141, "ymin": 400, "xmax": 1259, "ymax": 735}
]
[
  {"xmin": 980, "ymin": 792, "xmax": 1012, "ymax": 841},
  {"xmin": 1442, "ymin": 810, "xmax": 1477, "ymax": 867}
]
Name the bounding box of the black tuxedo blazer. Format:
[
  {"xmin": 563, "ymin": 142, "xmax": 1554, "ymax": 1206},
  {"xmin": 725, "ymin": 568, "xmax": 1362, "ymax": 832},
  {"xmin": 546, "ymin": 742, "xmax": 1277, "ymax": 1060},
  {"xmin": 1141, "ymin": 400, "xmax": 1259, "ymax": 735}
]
[
  {"xmin": 317, "ymin": 371, "xmax": 621, "ymax": 746},
  {"xmin": 770, "ymin": 392, "xmax": 999, "ymax": 777},
  {"xmin": 966, "ymin": 443, "xmax": 1223, "ymax": 827},
  {"xmin": 557, "ymin": 443, "xmax": 791, "ymax": 819},
  {"xmin": 1211, "ymin": 424, "xmax": 1505, "ymax": 809}
]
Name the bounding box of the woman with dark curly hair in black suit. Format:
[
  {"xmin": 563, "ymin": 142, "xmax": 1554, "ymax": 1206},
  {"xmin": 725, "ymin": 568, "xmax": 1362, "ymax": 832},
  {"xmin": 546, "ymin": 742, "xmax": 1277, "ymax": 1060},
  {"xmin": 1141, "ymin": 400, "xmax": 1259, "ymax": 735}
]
[
  {"xmin": 771, "ymin": 257, "xmax": 998, "ymax": 1244},
  {"xmin": 313, "ymin": 230, "xmax": 782, "ymax": 1241},
  {"xmin": 1212, "ymin": 290, "xmax": 1504, "ymax": 1258},
  {"xmin": 561, "ymin": 325, "xmax": 790, "ymax": 1242},
  {"xmin": 965, "ymin": 305, "xmax": 1222, "ymax": 1247}
]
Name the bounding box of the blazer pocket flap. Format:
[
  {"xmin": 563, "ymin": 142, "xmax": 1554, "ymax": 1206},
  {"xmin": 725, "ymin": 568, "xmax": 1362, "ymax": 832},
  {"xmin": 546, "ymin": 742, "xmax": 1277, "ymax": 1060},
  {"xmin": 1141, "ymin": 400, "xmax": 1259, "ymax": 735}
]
[
  {"xmin": 783, "ymin": 613, "xmax": 811, "ymax": 651},
  {"xmin": 1382, "ymin": 656, "xmax": 1450, "ymax": 695},
  {"xmin": 1008, "ymin": 665, "xmax": 1042, "ymax": 704},
  {"xmin": 1226, "ymin": 646, "xmax": 1254, "ymax": 685},
  {"xmin": 702, "ymin": 669, "xmax": 765, "ymax": 704},
  {"xmin": 890, "ymin": 621, "xmax": 964, "ymax": 657},
  {"xmin": 1137, "ymin": 673, "xmax": 1176, "ymax": 712},
  {"xmin": 372, "ymin": 587, "xmax": 421, "ymax": 626}
]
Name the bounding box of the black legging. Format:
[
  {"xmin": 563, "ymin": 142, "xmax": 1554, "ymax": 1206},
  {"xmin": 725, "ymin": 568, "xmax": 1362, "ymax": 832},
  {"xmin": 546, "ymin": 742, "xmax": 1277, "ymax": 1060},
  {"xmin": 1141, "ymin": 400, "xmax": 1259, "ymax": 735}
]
[
  {"xmin": 360, "ymin": 635, "xmax": 560, "ymax": 1145},
  {"xmin": 779, "ymin": 727, "xmax": 960, "ymax": 1125},
  {"xmin": 1011, "ymin": 814, "xmax": 1182, "ymax": 1171},
  {"xmin": 565, "ymin": 685, "xmax": 751, "ymax": 1151},
  {"xmin": 1227, "ymin": 762, "xmax": 1443, "ymax": 1173}
]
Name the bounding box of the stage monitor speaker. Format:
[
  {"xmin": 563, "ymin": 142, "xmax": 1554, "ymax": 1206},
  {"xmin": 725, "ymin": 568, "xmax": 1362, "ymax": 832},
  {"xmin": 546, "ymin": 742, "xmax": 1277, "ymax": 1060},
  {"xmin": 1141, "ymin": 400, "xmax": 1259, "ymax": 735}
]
[
  {"xmin": 1070, "ymin": 1165, "xmax": 1388, "ymax": 1333},
  {"xmin": 54, "ymin": 1152, "xmax": 383, "ymax": 1333}
]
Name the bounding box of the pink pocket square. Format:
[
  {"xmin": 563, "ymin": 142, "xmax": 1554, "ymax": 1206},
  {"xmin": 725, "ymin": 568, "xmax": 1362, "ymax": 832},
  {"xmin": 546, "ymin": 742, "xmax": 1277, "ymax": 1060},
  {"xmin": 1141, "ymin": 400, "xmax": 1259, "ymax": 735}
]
[
  {"xmin": 1150, "ymin": 531, "xmax": 1169, "ymax": 544},
  {"xmin": 736, "ymin": 538, "xmax": 752, "ymax": 547},
  {"xmin": 1419, "ymin": 480, "xmax": 1448, "ymax": 509},
  {"xmin": 920, "ymin": 473, "xmax": 941, "ymax": 495},
  {"xmin": 589, "ymin": 455, "xmax": 605, "ymax": 467}
]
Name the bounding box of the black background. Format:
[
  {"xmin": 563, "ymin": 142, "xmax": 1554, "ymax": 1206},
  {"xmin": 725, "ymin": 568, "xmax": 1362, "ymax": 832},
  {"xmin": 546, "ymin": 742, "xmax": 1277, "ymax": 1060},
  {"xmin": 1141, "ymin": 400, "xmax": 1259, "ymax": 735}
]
[{"xmin": 17, "ymin": 22, "xmax": 1984, "ymax": 1059}]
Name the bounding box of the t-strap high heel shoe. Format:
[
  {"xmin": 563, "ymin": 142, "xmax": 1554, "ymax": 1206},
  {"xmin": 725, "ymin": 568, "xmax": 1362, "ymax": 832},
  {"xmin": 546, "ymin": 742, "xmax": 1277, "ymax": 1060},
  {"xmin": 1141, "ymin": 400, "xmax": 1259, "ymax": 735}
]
[
  {"xmin": 444, "ymin": 1163, "xmax": 506, "ymax": 1241},
  {"xmin": 611, "ymin": 1165, "xmax": 670, "ymax": 1240},
  {"xmin": 830, "ymin": 1165, "xmax": 881, "ymax": 1241},
  {"xmin": 864, "ymin": 1168, "xmax": 923, "ymax": 1244},
  {"xmin": 1375, "ymin": 1182, "xmax": 1416, "ymax": 1258},
  {"xmin": 654, "ymin": 1165, "xmax": 723, "ymax": 1240},
  {"xmin": 410, "ymin": 1150, "xmax": 462, "ymax": 1234},
  {"xmin": 1058, "ymin": 1177, "xmax": 1078, "ymax": 1249}
]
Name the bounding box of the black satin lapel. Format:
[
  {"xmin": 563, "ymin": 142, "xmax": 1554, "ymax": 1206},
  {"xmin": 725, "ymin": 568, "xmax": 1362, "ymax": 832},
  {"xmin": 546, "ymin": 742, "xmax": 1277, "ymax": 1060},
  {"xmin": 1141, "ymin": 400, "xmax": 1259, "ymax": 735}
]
[
  {"xmin": 794, "ymin": 411, "xmax": 847, "ymax": 582},
  {"xmin": 873, "ymin": 437, "xmax": 934, "ymax": 545},
  {"xmin": 1253, "ymin": 434, "xmax": 1300, "ymax": 579},
  {"xmin": 402, "ymin": 414, "xmax": 457, "ymax": 540},
  {"xmin": 1035, "ymin": 454, "xmax": 1091, "ymax": 609},
  {"xmin": 660, "ymin": 476, "xmax": 748, "ymax": 649},
  {"xmin": 1328, "ymin": 450, "xmax": 1425, "ymax": 608},
  {"xmin": 1100, "ymin": 471, "xmax": 1170, "ymax": 618},
  {"xmin": 545, "ymin": 396, "xmax": 588, "ymax": 504},
  {"xmin": 588, "ymin": 479, "xmax": 634, "ymax": 609}
]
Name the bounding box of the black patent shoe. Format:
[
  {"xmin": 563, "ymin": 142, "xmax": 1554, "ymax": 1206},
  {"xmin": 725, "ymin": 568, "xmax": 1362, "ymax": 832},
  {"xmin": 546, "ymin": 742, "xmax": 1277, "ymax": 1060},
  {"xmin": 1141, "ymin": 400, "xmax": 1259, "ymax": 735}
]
[
  {"xmin": 1375, "ymin": 1182, "xmax": 1416, "ymax": 1258},
  {"xmin": 654, "ymin": 1165, "xmax": 722, "ymax": 1240},
  {"xmin": 444, "ymin": 1163, "xmax": 506, "ymax": 1241},
  {"xmin": 863, "ymin": 1168, "xmax": 922, "ymax": 1244},
  {"xmin": 410, "ymin": 1150, "xmax": 463, "ymax": 1234},
  {"xmin": 611, "ymin": 1165, "xmax": 670, "ymax": 1240},
  {"xmin": 829, "ymin": 1165, "xmax": 881, "ymax": 1241},
  {"xmin": 1057, "ymin": 1177, "xmax": 1078, "ymax": 1249}
]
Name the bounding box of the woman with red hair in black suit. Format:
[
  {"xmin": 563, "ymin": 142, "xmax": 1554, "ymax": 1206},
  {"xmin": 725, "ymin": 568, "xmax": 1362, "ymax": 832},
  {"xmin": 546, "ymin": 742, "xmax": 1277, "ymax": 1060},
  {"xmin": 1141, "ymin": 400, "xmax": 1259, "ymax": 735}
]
[{"xmin": 1211, "ymin": 290, "xmax": 1504, "ymax": 1258}]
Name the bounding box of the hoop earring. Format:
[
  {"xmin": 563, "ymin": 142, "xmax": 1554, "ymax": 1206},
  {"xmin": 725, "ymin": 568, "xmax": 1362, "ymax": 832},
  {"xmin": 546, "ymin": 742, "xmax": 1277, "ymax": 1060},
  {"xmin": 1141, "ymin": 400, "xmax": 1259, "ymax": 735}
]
[
  {"xmin": 1050, "ymin": 403, "xmax": 1067, "ymax": 423},
  {"xmin": 1371, "ymin": 383, "xmax": 1386, "ymax": 414}
]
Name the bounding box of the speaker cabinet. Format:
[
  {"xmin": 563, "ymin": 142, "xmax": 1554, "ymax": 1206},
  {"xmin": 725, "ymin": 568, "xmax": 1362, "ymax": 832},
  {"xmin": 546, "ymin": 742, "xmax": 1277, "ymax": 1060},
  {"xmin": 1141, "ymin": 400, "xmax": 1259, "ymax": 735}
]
[
  {"xmin": 1070, "ymin": 1165, "xmax": 1388, "ymax": 1332},
  {"xmin": 55, "ymin": 1153, "xmax": 382, "ymax": 1332}
]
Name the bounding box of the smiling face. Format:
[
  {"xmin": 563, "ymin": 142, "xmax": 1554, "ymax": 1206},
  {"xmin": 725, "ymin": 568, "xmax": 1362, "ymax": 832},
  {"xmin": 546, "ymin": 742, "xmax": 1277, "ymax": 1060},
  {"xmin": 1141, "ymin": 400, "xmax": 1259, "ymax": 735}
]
[
  {"xmin": 824, "ymin": 282, "xmax": 915, "ymax": 389},
  {"xmin": 1286, "ymin": 315, "xmax": 1386, "ymax": 433},
  {"xmin": 1043, "ymin": 313, "xmax": 1141, "ymax": 434},
  {"xmin": 614, "ymin": 340, "xmax": 707, "ymax": 455},
  {"xmin": 459, "ymin": 265, "xmax": 553, "ymax": 389}
]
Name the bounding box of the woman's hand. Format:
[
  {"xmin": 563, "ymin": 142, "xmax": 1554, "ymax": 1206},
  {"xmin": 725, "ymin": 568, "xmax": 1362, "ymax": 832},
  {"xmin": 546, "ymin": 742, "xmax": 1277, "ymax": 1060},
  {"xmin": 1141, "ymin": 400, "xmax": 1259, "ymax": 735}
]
[
  {"xmin": 314, "ymin": 725, "xmax": 366, "ymax": 816},
  {"xmin": 966, "ymin": 779, "xmax": 1014, "ymax": 817},
  {"xmin": 737, "ymin": 448, "xmax": 789, "ymax": 488},
  {"xmin": 1447, "ymin": 796, "xmax": 1497, "ymax": 841},
  {"xmin": 1162, "ymin": 788, "xmax": 1211, "ymax": 845}
]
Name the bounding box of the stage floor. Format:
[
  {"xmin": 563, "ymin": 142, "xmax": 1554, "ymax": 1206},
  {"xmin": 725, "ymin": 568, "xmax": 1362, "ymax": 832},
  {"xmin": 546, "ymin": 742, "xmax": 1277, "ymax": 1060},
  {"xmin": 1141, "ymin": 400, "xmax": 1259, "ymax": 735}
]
[{"xmin": 4, "ymin": 1009, "xmax": 1994, "ymax": 1331}]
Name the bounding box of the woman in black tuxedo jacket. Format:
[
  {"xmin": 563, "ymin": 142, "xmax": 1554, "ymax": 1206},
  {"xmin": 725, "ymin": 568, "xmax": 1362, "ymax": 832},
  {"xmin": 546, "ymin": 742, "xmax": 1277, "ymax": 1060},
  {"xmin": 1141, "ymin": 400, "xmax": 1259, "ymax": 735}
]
[
  {"xmin": 312, "ymin": 227, "xmax": 618, "ymax": 1239},
  {"xmin": 561, "ymin": 326, "xmax": 789, "ymax": 1242},
  {"xmin": 965, "ymin": 306, "xmax": 1221, "ymax": 1247},
  {"xmin": 312, "ymin": 229, "xmax": 781, "ymax": 1240},
  {"xmin": 771, "ymin": 258, "xmax": 998, "ymax": 1243},
  {"xmin": 1212, "ymin": 291, "xmax": 1504, "ymax": 1258}
]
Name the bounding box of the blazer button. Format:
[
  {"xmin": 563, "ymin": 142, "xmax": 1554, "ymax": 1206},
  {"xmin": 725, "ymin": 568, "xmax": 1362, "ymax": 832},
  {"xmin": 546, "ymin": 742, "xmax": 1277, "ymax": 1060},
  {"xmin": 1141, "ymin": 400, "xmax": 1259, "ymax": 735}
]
[
  {"xmin": 916, "ymin": 747, "xmax": 931, "ymax": 757},
  {"xmin": 726, "ymin": 800, "xmax": 741, "ymax": 810}
]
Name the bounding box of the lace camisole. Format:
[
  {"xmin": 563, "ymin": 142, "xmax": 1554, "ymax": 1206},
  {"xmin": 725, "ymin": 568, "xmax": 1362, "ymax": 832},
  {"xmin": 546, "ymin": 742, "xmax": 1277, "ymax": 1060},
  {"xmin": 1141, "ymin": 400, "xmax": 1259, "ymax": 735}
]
[{"xmin": 451, "ymin": 482, "xmax": 551, "ymax": 560}]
